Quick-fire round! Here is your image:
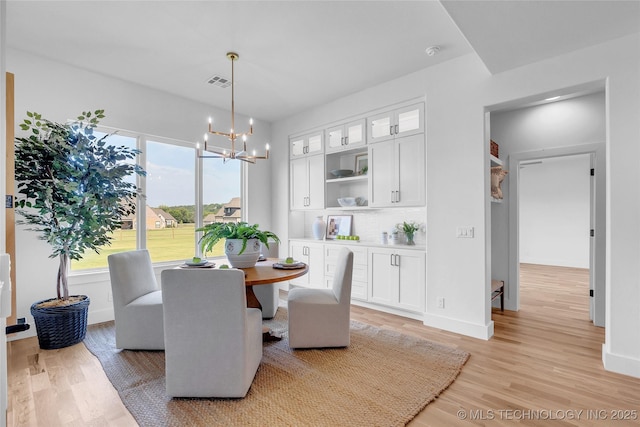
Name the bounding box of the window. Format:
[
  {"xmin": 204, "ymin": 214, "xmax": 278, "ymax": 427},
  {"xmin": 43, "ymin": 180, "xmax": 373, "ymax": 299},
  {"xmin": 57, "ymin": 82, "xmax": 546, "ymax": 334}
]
[
  {"xmin": 71, "ymin": 128, "xmax": 243, "ymax": 271},
  {"xmin": 145, "ymin": 139, "xmax": 196, "ymax": 263},
  {"xmin": 201, "ymin": 157, "xmax": 242, "ymax": 257}
]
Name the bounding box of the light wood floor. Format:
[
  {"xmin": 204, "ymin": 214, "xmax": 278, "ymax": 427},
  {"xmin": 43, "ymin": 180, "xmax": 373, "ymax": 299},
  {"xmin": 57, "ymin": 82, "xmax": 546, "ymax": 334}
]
[{"xmin": 7, "ymin": 264, "xmax": 640, "ymax": 426}]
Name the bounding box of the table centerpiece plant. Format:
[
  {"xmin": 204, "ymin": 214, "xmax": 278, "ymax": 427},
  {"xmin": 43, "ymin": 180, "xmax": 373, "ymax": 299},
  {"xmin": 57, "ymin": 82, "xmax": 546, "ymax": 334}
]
[
  {"xmin": 14, "ymin": 109, "xmax": 145, "ymax": 349},
  {"xmin": 197, "ymin": 221, "xmax": 280, "ymax": 268}
]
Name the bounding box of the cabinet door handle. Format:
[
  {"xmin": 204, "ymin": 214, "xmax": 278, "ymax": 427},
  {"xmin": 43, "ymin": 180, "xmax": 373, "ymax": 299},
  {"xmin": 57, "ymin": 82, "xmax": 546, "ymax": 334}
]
[
  {"xmin": 391, "ymin": 191, "xmax": 395, "ymax": 203},
  {"xmin": 394, "ymin": 124, "xmax": 399, "ymax": 135},
  {"xmin": 395, "ymin": 254, "xmax": 400, "ymax": 267},
  {"xmin": 389, "ymin": 125, "xmax": 394, "ymax": 136},
  {"xmin": 390, "ymin": 254, "xmax": 394, "ymax": 266},
  {"xmin": 395, "ymin": 190, "xmax": 400, "ymax": 202},
  {"xmin": 345, "ymin": 136, "xmax": 349, "ymax": 145}
]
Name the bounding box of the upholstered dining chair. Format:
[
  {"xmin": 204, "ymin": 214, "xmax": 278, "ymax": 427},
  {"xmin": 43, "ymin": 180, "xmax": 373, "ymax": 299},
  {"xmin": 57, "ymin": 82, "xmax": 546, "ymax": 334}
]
[
  {"xmin": 161, "ymin": 268, "xmax": 263, "ymax": 398},
  {"xmin": 287, "ymin": 247, "xmax": 354, "ymax": 349},
  {"xmin": 107, "ymin": 249, "xmax": 164, "ymax": 350}
]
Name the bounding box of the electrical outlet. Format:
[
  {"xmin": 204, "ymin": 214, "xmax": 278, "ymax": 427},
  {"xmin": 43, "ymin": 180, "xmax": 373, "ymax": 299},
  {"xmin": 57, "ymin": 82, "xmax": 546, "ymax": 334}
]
[{"xmin": 437, "ymin": 297, "xmax": 445, "ymax": 309}]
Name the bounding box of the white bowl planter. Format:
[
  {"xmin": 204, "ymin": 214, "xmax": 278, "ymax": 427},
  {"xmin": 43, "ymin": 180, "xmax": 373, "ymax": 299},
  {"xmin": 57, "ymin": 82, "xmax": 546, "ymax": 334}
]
[{"xmin": 225, "ymin": 238, "xmax": 262, "ymax": 268}]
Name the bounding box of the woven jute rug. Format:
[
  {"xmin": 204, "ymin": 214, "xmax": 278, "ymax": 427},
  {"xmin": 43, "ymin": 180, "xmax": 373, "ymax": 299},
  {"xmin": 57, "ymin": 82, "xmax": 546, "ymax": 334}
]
[{"xmin": 84, "ymin": 306, "xmax": 469, "ymax": 427}]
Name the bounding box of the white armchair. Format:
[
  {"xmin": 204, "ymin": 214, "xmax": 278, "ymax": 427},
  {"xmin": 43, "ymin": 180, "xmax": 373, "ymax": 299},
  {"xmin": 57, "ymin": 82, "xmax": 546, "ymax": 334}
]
[
  {"xmin": 287, "ymin": 247, "xmax": 353, "ymax": 348},
  {"xmin": 107, "ymin": 250, "xmax": 164, "ymax": 350},
  {"xmin": 161, "ymin": 268, "xmax": 262, "ymax": 398}
]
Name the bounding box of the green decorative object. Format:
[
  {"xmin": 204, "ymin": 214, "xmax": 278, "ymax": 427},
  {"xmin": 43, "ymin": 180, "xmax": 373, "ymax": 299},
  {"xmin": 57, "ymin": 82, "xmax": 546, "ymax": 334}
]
[{"xmin": 197, "ymin": 221, "xmax": 280, "ymax": 255}]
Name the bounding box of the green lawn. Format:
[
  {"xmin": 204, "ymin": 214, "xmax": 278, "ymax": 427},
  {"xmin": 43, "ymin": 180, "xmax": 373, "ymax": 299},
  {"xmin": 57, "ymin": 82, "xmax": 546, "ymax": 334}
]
[{"xmin": 72, "ymin": 224, "xmax": 225, "ymax": 271}]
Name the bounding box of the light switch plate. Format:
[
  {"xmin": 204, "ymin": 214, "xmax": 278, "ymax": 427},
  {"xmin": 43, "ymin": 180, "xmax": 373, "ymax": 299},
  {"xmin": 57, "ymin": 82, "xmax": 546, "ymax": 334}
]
[{"xmin": 456, "ymin": 226, "xmax": 475, "ymax": 238}]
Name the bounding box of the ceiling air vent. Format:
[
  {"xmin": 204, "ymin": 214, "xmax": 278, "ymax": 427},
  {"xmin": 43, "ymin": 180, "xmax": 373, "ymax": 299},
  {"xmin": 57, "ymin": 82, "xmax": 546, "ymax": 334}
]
[{"xmin": 206, "ymin": 74, "xmax": 231, "ymax": 88}]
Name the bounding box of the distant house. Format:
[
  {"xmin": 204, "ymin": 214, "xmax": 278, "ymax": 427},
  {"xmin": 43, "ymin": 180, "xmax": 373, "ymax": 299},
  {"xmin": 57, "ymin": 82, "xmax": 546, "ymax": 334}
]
[
  {"xmin": 120, "ymin": 206, "xmax": 178, "ymax": 229},
  {"xmin": 150, "ymin": 207, "xmax": 177, "ymax": 228},
  {"xmin": 203, "ymin": 197, "xmax": 242, "ymax": 225}
]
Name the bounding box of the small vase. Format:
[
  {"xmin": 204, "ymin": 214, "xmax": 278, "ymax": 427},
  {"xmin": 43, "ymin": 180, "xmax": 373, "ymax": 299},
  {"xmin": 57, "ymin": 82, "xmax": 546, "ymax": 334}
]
[
  {"xmin": 406, "ymin": 232, "xmax": 415, "ymax": 245},
  {"xmin": 312, "ymin": 216, "xmax": 326, "ymax": 240}
]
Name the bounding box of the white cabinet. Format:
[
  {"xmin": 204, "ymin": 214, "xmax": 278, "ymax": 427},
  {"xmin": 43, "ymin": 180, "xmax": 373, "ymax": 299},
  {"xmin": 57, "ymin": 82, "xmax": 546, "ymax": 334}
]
[
  {"xmin": 369, "ymin": 247, "xmax": 425, "ymax": 313},
  {"xmin": 369, "ymin": 133, "xmax": 425, "ymax": 207},
  {"xmin": 290, "ymin": 154, "xmax": 324, "ymax": 210},
  {"xmin": 324, "ymin": 244, "xmax": 368, "ymax": 301},
  {"xmin": 326, "ymin": 119, "xmax": 366, "ymax": 153},
  {"xmin": 289, "ymin": 241, "xmax": 325, "ymax": 288},
  {"xmin": 367, "ymin": 103, "xmax": 424, "ymax": 144},
  {"xmin": 290, "ymin": 131, "xmax": 324, "ymax": 159}
]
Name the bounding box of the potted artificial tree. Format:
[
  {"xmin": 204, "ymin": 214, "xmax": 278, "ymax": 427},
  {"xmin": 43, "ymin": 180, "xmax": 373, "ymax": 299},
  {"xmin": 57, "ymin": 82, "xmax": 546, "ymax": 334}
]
[
  {"xmin": 198, "ymin": 221, "xmax": 280, "ymax": 268},
  {"xmin": 14, "ymin": 110, "xmax": 144, "ymax": 349}
]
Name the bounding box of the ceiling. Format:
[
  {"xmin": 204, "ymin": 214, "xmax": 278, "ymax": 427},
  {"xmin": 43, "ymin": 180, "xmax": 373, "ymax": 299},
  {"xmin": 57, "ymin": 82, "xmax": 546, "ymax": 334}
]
[{"xmin": 6, "ymin": 1, "xmax": 640, "ymax": 123}]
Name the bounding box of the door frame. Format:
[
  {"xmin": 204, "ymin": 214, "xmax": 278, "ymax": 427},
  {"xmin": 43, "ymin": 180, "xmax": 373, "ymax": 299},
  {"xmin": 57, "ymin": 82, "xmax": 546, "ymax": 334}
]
[{"xmin": 507, "ymin": 142, "xmax": 606, "ymax": 326}]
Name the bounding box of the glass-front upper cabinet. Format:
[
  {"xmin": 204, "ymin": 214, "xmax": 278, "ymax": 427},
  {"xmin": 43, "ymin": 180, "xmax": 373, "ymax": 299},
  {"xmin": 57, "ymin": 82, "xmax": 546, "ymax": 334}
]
[
  {"xmin": 326, "ymin": 119, "xmax": 366, "ymax": 153},
  {"xmin": 290, "ymin": 130, "xmax": 324, "ymax": 159},
  {"xmin": 367, "ymin": 102, "xmax": 424, "ymax": 144}
]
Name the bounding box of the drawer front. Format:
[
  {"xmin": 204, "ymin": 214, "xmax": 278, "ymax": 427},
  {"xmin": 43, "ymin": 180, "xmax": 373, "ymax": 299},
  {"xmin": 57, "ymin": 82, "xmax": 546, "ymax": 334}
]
[
  {"xmin": 324, "ymin": 277, "xmax": 367, "ymax": 301},
  {"xmin": 326, "ymin": 263, "xmax": 367, "ymax": 282},
  {"xmin": 324, "ymin": 245, "xmax": 367, "ymax": 265}
]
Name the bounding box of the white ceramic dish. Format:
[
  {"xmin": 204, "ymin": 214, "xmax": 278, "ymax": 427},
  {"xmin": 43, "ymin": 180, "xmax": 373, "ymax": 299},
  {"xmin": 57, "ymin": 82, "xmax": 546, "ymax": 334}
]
[
  {"xmin": 337, "ymin": 197, "xmax": 357, "ymax": 207},
  {"xmin": 331, "ymin": 169, "xmax": 353, "ymax": 178},
  {"xmin": 185, "ymin": 260, "xmax": 207, "ymax": 266}
]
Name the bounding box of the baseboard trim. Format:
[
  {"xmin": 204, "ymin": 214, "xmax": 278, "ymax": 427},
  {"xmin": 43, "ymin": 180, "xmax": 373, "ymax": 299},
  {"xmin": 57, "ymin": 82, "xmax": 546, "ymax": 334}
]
[
  {"xmin": 423, "ymin": 313, "xmax": 493, "ymax": 340},
  {"xmin": 602, "ymin": 344, "xmax": 640, "ymax": 378}
]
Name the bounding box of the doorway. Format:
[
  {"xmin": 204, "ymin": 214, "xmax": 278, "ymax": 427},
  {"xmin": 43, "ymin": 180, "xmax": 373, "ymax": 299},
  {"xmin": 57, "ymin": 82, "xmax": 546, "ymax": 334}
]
[
  {"xmin": 518, "ymin": 154, "xmax": 594, "ymax": 321},
  {"xmin": 507, "ymin": 144, "xmax": 605, "ymax": 327}
]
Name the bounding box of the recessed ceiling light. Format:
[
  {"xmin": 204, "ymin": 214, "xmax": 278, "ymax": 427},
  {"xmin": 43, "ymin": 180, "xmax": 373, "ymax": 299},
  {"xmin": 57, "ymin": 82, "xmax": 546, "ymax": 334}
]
[{"xmin": 425, "ymin": 46, "xmax": 441, "ymax": 57}]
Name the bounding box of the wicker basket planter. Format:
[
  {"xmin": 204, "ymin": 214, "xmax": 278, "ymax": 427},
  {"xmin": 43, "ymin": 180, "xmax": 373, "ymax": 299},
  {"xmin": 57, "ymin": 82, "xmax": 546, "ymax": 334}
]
[{"xmin": 30, "ymin": 295, "xmax": 90, "ymax": 349}]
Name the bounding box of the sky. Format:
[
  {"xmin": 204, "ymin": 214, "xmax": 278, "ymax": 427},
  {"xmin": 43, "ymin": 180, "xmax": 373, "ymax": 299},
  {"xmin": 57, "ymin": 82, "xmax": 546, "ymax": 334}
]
[{"xmin": 102, "ymin": 133, "xmax": 240, "ymax": 207}]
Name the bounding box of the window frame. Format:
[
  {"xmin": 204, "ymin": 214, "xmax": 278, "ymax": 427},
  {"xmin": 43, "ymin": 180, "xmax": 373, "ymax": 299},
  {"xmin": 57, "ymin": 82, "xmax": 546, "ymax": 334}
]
[{"xmin": 68, "ymin": 125, "xmax": 245, "ymax": 276}]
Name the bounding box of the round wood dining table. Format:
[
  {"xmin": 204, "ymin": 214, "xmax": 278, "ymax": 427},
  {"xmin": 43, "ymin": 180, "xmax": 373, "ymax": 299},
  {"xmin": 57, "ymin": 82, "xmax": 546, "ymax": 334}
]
[{"xmin": 241, "ymin": 258, "xmax": 308, "ymax": 310}]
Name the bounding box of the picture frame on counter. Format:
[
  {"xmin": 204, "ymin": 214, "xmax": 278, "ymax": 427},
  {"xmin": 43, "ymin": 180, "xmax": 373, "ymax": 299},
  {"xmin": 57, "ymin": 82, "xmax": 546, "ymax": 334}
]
[{"xmin": 326, "ymin": 215, "xmax": 353, "ymax": 239}]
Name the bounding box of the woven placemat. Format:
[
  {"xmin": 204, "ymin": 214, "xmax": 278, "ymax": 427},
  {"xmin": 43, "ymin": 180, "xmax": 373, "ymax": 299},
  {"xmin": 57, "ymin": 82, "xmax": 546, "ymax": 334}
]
[{"xmin": 84, "ymin": 306, "xmax": 469, "ymax": 426}]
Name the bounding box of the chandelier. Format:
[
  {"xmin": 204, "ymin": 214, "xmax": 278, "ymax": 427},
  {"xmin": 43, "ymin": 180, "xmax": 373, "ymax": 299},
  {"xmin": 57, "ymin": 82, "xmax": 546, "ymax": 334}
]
[{"xmin": 200, "ymin": 52, "xmax": 269, "ymax": 163}]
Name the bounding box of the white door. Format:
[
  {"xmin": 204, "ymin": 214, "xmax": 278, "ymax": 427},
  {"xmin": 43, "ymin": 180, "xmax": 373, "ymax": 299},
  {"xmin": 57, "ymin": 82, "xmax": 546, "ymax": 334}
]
[
  {"xmin": 396, "ymin": 134, "xmax": 425, "ymax": 206},
  {"xmin": 290, "ymin": 158, "xmax": 308, "ymax": 210},
  {"xmin": 369, "ymin": 140, "xmax": 395, "ymax": 207},
  {"xmin": 307, "ymin": 155, "xmax": 325, "ymax": 209}
]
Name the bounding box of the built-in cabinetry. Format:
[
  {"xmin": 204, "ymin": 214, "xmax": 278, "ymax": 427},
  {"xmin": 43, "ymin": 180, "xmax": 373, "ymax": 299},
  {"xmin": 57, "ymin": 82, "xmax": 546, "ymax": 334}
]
[
  {"xmin": 367, "ymin": 103, "xmax": 424, "ymax": 144},
  {"xmin": 368, "ymin": 247, "xmax": 425, "ymax": 313},
  {"xmin": 290, "ymin": 131, "xmax": 323, "ymax": 158},
  {"xmin": 324, "ymin": 244, "xmax": 368, "ymax": 300},
  {"xmin": 287, "ymin": 99, "xmax": 426, "ymax": 319},
  {"xmin": 369, "ymin": 133, "xmax": 425, "ymax": 207},
  {"xmin": 326, "ymin": 119, "xmax": 366, "ymax": 153},
  {"xmin": 288, "ymin": 241, "xmax": 324, "ymax": 288},
  {"xmin": 288, "ymin": 239, "xmax": 425, "ymax": 317},
  {"xmin": 290, "ymin": 154, "xmax": 324, "ymax": 210}
]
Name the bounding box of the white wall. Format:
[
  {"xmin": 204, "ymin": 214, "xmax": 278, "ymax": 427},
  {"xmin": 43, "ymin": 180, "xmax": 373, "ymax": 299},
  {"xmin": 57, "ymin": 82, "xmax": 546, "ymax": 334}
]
[
  {"xmin": 272, "ymin": 34, "xmax": 640, "ymax": 377},
  {"xmin": 6, "ymin": 48, "xmax": 273, "ymax": 340},
  {"xmin": 519, "ymin": 155, "xmax": 591, "ymax": 268}
]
